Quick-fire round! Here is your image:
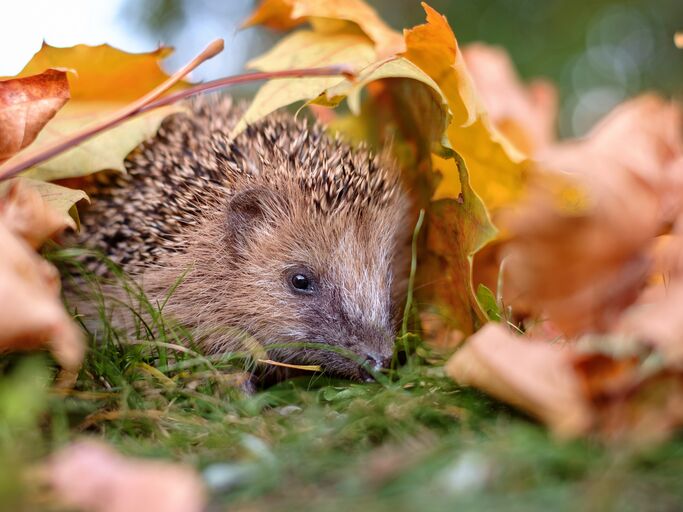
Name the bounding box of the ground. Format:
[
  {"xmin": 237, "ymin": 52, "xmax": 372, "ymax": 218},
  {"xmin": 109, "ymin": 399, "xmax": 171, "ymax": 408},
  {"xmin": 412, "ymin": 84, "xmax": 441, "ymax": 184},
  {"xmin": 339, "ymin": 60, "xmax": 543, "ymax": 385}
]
[{"xmin": 1, "ymin": 250, "xmax": 682, "ymax": 512}]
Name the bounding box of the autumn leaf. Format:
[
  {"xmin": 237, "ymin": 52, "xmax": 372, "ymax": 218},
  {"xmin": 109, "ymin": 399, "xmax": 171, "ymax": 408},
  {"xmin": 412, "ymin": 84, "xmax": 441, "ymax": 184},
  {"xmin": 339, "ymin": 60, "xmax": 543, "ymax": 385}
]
[
  {"xmin": 497, "ymin": 96, "xmax": 682, "ymax": 337},
  {"xmin": 234, "ymin": 30, "xmax": 376, "ymax": 134},
  {"xmin": 462, "ymin": 43, "xmax": 558, "ymax": 156},
  {"xmin": 45, "ymin": 440, "xmax": 206, "ymax": 512},
  {"xmin": 401, "ymin": 4, "xmax": 530, "ymax": 211},
  {"xmin": 0, "ymin": 69, "xmax": 70, "ymax": 163},
  {"xmin": 446, "ymin": 323, "xmax": 592, "ymax": 437},
  {"xmin": 244, "ymin": 0, "xmax": 404, "ymax": 57},
  {"xmin": 0, "ymin": 178, "xmax": 87, "ymax": 246},
  {"xmin": 0, "ymin": 44, "xmax": 186, "ymax": 181},
  {"xmin": 0, "ymin": 190, "xmax": 83, "ymax": 369}
]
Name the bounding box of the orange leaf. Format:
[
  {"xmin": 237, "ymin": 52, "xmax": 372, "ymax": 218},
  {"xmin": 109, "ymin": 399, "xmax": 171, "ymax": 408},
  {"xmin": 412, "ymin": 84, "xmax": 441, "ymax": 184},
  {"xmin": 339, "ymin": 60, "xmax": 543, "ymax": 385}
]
[
  {"xmin": 462, "ymin": 43, "xmax": 557, "ymax": 155},
  {"xmin": 0, "ymin": 220, "xmax": 83, "ymax": 369},
  {"xmin": 1, "ymin": 44, "xmax": 189, "ymax": 181},
  {"xmin": 0, "ymin": 69, "xmax": 70, "ymax": 163},
  {"xmin": 446, "ymin": 323, "xmax": 592, "ymax": 437},
  {"xmin": 17, "ymin": 43, "xmax": 180, "ymax": 102},
  {"xmin": 245, "ymin": 0, "xmax": 404, "ymax": 57},
  {"xmin": 401, "ymin": 3, "xmax": 530, "ymax": 213}
]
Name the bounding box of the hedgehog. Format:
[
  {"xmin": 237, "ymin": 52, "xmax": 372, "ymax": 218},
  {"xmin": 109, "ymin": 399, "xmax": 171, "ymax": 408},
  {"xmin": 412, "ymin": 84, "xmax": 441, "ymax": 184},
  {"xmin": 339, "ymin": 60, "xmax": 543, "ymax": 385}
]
[{"xmin": 72, "ymin": 95, "xmax": 411, "ymax": 381}]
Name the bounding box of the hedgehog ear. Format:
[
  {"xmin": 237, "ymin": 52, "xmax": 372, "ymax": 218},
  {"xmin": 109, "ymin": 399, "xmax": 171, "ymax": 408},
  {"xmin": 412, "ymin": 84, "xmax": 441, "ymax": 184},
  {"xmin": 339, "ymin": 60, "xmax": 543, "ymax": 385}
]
[{"xmin": 226, "ymin": 186, "xmax": 286, "ymax": 244}]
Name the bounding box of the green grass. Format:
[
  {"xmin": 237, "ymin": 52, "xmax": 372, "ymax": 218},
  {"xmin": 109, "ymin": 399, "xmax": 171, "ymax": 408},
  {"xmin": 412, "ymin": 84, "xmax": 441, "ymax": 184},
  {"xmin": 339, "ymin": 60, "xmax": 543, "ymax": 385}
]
[{"xmin": 1, "ymin": 250, "xmax": 682, "ymax": 511}]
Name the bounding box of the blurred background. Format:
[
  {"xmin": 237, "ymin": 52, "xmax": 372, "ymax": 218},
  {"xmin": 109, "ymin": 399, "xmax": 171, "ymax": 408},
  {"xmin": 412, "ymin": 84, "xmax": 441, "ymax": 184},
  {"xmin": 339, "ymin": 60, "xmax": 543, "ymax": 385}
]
[{"xmin": 2, "ymin": 0, "xmax": 682, "ymax": 137}]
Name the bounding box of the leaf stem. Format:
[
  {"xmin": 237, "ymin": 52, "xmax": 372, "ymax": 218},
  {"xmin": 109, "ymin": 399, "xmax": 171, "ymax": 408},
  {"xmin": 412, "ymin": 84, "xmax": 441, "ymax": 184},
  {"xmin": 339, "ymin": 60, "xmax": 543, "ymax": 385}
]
[
  {"xmin": 0, "ymin": 39, "xmax": 225, "ymax": 181},
  {"xmin": 0, "ymin": 38, "xmax": 353, "ymax": 182}
]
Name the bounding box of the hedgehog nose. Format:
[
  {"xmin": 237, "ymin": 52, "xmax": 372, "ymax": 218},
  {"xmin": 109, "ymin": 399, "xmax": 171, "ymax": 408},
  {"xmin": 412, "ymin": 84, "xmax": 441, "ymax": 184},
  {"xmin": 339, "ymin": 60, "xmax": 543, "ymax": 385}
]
[
  {"xmin": 361, "ymin": 354, "xmax": 392, "ymax": 382},
  {"xmin": 365, "ymin": 354, "xmax": 392, "ymax": 371}
]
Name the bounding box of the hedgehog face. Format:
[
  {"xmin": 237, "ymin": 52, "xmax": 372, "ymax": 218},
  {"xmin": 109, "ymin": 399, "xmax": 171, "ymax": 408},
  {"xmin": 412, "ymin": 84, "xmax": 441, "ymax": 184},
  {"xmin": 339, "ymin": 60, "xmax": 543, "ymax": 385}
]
[{"xmin": 216, "ymin": 182, "xmax": 411, "ymax": 381}]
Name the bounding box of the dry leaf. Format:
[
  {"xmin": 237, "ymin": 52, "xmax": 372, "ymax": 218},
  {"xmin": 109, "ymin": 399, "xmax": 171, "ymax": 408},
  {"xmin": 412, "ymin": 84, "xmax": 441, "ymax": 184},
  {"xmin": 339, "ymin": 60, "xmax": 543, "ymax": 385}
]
[
  {"xmin": 0, "ymin": 44, "xmax": 185, "ymax": 181},
  {"xmin": 538, "ymin": 95, "xmax": 683, "ymax": 225},
  {"xmin": 0, "ymin": 178, "xmax": 87, "ymax": 242},
  {"xmin": 446, "ymin": 323, "xmax": 592, "ymax": 436},
  {"xmin": 0, "ymin": 69, "xmax": 70, "ymax": 163},
  {"xmin": 234, "ymin": 30, "xmax": 376, "ymax": 134},
  {"xmin": 244, "ymin": 0, "xmax": 404, "ymax": 57},
  {"xmin": 497, "ymin": 96, "xmax": 683, "ymax": 337},
  {"xmin": 462, "ymin": 43, "xmax": 557, "ymax": 155},
  {"xmin": 571, "ymin": 345, "xmax": 683, "ymax": 443},
  {"xmin": 46, "ymin": 440, "xmax": 206, "ymax": 512},
  {"xmin": 616, "ymin": 229, "xmax": 683, "ymax": 365},
  {"xmin": 401, "ymin": 5, "xmax": 530, "ymax": 212},
  {"xmin": 0, "ymin": 222, "xmax": 83, "ymax": 369}
]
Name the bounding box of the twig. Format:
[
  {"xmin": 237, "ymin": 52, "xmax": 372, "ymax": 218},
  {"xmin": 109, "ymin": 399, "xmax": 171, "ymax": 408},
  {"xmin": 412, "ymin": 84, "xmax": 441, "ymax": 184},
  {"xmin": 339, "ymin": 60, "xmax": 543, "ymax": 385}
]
[{"xmin": 0, "ymin": 39, "xmax": 224, "ymax": 181}]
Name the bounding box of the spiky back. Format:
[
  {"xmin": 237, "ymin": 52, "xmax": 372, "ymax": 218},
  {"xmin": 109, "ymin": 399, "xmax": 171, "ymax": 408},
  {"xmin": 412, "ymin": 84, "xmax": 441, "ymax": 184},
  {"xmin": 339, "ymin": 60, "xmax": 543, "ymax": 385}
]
[{"xmin": 76, "ymin": 95, "xmax": 401, "ymax": 274}]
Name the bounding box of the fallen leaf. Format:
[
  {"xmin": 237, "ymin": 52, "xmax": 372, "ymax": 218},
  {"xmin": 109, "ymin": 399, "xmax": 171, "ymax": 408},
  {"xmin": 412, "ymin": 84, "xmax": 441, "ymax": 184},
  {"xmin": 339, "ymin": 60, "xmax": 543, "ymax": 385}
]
[
  {"xmin": 446, "ymin": 323, "xmax": 592, "ymax": 436},
  {"xmin": 0, "ymin": 44, "xmax": 185, "ymax": 181},
  {"xmin": 571, "ymin": 344, "xmax": 683, "ymax": 443},
  {"xmin": 0, "ymin": 221, "xmax": 83, "ymax": 369},
  {"xmin": 0, "ymin": 177, "xmax": 88, "ymax": 238},
  {"xmin": 46, "ymin": 440, "xmax": 206, "ymax": 512},
  {"xmin": 499, "ymin": 166, "xmax": 658, "ymax": 337},
  {"xmin": 538, "ymin": 95, "xmax": 683, "ymax": 225},
  {"xmin": 616, "ymin": 246, "xmax": 683, "ymax": 365},
  {"xmin": 462, "ymin": 43, "xmax": 557, "ymax": 155},
  {"xmin": 498, "ymin": 96, "xmax": 682, "ymax": 337},
  {"xmin": 0, "ymin": 69, "xmax": 70, "ymax": 163}
]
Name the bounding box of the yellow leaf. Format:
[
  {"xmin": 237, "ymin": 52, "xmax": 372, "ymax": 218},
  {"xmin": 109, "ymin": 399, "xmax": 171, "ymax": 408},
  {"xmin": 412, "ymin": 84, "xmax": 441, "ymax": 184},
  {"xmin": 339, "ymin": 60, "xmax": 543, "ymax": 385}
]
[
  {"xmin": 17, "ymin": 43, "xmax": 180, "ymax": 102},
  {"xmin": 245, "ymin": 0, "xmax": 404, "ymax": 57},
  {"xmin": 20, "ymin": 103, "xmax": 181, "ymax": 180},
  {"xmin": 401, "ymin": 3, "xmax": 529, "ymax": 211},
  {"xmin": 233, "ymin": 30, "xmax": 375, "ymax": 134},
  {"xmin": 1, "ymin": 44, "xmax": 185, "ymax": 180},
  {"xmin": 0, "ymin": 177, "xmax": 87, "ymax": 244}
]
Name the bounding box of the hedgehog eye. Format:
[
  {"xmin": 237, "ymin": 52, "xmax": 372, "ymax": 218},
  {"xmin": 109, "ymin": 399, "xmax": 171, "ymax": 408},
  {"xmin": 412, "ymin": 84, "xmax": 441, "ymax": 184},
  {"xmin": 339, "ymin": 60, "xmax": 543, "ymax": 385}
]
[
  {"xmin": 287, "ymin": 269, "xmax": 315, "ymax": 294},
  {"xmin": 291, "ymin": 273, "xmax": 310, "ymax": 291}
]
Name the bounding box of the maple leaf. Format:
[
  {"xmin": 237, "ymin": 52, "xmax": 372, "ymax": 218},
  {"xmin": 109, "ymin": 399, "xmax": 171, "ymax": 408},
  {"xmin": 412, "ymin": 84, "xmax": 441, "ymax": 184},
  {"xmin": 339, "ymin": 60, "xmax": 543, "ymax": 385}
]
[
  {"xmin": 233, "ymin": 30, "xmax": 376, "ymax": 134},
  {"xmin": 0, "ymin": 44, "xmax": 186, "ymax": 181},
  {"xmin": 0, "ymin": 69, "xmax": 70, "ymax": 163},
  {"xmin": 243, "ymin": 0, "xmax": 404, "ymax": 57}
]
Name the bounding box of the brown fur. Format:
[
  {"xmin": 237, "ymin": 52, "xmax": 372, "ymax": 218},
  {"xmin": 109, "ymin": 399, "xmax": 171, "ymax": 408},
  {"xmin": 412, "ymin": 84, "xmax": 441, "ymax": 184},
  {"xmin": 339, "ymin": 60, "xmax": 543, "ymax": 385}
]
[{"xmin": 72, "ymin": 95, "xmax": 411, "ymax": 380}]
